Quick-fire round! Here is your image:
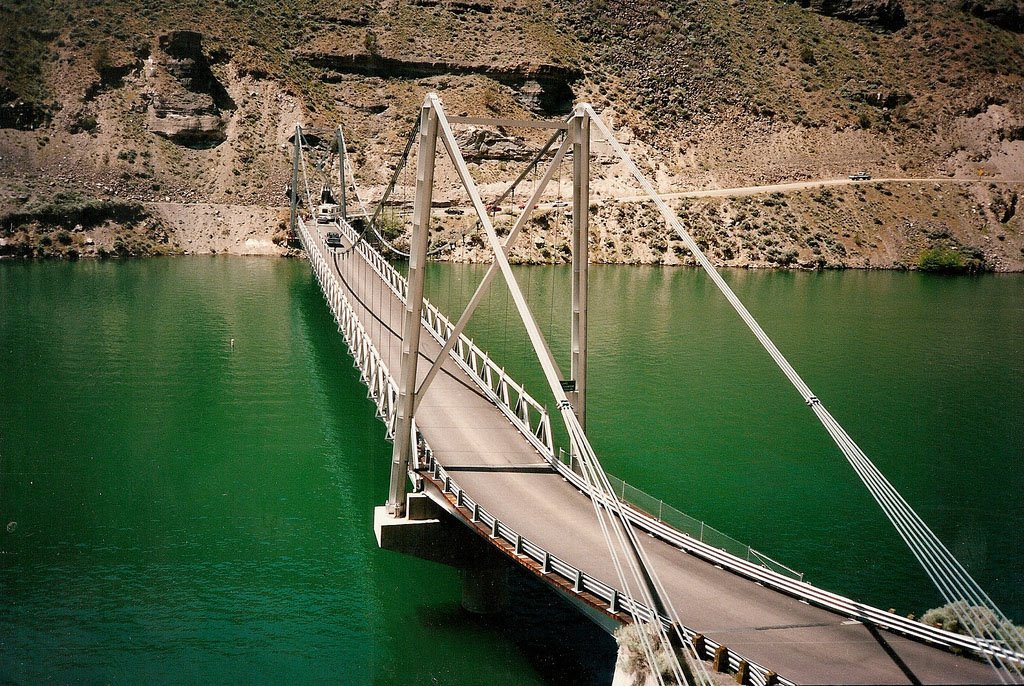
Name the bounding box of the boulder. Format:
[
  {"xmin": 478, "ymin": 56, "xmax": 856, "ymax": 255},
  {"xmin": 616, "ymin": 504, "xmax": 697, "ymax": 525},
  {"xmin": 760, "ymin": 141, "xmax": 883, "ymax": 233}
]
[{"xmin": 454, "ymin": 126, "xmax": 531, "ymax": 161}]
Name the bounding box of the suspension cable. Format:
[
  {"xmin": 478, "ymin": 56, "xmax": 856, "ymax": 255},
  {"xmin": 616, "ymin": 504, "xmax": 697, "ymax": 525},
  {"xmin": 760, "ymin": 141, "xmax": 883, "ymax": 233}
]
[
  {"xmin": 585, "ymin": 105, "xmax": 1024, "ymax": 681},
  {"xmin": 430, "ymin": 96, "xmax": 700, "ymax": 684}
]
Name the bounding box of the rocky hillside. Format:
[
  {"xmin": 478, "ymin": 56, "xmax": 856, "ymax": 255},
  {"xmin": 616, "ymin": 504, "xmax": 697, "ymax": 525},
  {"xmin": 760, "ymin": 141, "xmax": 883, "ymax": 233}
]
[{"xmin": 1, "ymin": 0, "xmax": 1022, "ymax": 270}]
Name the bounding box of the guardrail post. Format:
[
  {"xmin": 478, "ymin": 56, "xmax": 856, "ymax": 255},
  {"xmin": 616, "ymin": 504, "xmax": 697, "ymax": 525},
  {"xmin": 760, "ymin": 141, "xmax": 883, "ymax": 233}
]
[
  {"xmin": 735, "ymin": 660, "xmax": 749, "ymax": 685},
  {"xmin": 541, "ymin": 552, "xmax": 550, "ymax": 574},
  {"xmin": 471, "ymin": 503, "xmax": 480, "ymax": 522},
  {"xmin": 573, "ymin": 570, "xmax": 582, "ymax": 593},
  {"xmin": 514, "ymin": 534, "xmax": 523, "ymax": 555},
  {"xmin": 609, "ymin": 590, "xmax": 618, "ymax": 614},
  {"xmin": 712, "ymin": 645, "xmax": 729, "ymax": 673},
  {"xmin": 692, "ymin": 634, "xmax": 706, "ymax": 660},
  {"xmin": 491, "ymin": 518, "xmax": 499, "ymax": 538},
  {"xmin": 456, "ymin": 489, "xmax": 464, "ymax": 508},
  {"xmin": 444, "ymin": 475, "xmax": 451, "ymax": 493},
  {"xmin": 763, "ymin": 672, "xmax": 779, "ymax": 686}
]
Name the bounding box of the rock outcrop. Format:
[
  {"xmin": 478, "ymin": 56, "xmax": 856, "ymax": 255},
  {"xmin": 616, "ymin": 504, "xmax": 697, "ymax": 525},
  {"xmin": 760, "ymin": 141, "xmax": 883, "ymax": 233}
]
[
  {"xmin": 146, "ymin": 31, "xmax": 234, "ymax": 146},
  {"xmin": 961, "ymin": 0, "xmax": 1024, "ymax": 32},
  {"xmin": 843, "ymin": 87, "xmax": 914, "ymax": 109},
  {"xmin": 791, "ymin": 0, "xmax": 907, "ymax": 31},
  {"xmin": 0, "ymin": 85, "xmax": 56, "ymax": 130},
  {"xmin": 454, "ymin": 126, "xmax": 530, "ymax": 160},
  {"xmin": 297, "ymin": 51, "xmax": 580, "ymax": 114}
]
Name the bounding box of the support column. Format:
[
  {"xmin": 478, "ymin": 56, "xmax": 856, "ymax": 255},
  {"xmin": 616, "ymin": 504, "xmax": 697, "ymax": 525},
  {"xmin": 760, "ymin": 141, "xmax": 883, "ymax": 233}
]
[
  {"xmin": 336, "ymin": 125, "xmax": 347, "ymax": 221},
  {"xmin": 290, "ymin": 124, "xmax": 301, "ymax": 234},
  {"xmin": 387, "ymin": 99, "xmax": 439, "ymax": 517},
  {"xmin": 570, "ymin": 106, "xmax": 590, "ymax": 431}
]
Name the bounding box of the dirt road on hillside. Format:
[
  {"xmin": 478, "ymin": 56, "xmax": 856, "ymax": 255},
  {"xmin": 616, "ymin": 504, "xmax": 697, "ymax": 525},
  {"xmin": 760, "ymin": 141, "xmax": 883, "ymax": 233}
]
[{"xmin": 615, "ymin": 177, "xmax": 1023, "ymax": 203}]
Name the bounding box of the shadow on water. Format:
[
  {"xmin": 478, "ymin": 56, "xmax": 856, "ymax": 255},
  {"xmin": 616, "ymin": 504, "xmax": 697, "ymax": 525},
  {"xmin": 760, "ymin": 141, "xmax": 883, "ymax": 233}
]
[{"xmin": 414, "ymin": 567, "xmax": 616, "ymax": 686}]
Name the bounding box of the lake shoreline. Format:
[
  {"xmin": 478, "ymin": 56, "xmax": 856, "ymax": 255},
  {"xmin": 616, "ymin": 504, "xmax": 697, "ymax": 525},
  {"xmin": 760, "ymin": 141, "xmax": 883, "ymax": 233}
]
[{"xmin": 2, "ymin": 246, "xmax": 1018, "ymax": 274}]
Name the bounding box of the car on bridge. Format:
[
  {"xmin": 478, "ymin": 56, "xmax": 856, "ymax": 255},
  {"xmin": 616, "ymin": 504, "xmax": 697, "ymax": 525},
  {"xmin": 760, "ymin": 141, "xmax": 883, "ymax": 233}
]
[
  {"xmin": 325, "ymin": 231, "xmax": 342, "ymax": 248},
  {"xmin": 848, "ymin": 171, "xmax": 872, "ymax": 181}
]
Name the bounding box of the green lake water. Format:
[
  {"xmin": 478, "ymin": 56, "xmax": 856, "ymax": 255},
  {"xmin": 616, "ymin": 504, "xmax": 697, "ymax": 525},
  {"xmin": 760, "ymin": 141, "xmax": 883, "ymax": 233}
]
[{"xmin": 1, "ymin": 257, "xmax": 1022, "ymax": 684}]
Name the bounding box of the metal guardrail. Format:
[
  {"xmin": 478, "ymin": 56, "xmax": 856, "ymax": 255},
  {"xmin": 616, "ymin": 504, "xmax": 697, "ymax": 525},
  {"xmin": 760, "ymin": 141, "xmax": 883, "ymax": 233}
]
[
  {"xmin": 551, "ymin": 444, "xmax": 1024, "ymax": 664},
  {"xmin": 420, "ymin": 450, "xmax": 793, "ymax": 686},
  {"xmin": 336, "ymin": 220, "xmax": 555, "ymax": 459},
  {"xmin": 301, "ymin": 218, "xmax": 1024, "ymax": 673},
  {"xmin": 297, "ymin": 220, "xmax": 401, "ymax": 438},
  {"xmin": 560, "ymin": 449, "xmax": 805, "ymax": 583}
]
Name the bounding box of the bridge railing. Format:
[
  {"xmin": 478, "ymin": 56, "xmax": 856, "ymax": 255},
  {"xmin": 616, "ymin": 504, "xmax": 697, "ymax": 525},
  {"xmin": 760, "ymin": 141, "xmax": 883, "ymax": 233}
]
[
  {"xmin": 306, "ymin": 220, "xmax": 1021, "ymax": 669},
  {"xmin": 421, "ymin": 450, "xmax": 791, "ymax": 686},
  {"xmin": 552, "ymin": 453, "xmax": 1021, "ymax": 666},
  {"xmin": 335, "ymin": 220, "xmax": 555, "ymax": 460},
  {"xmin": 580, "ymin": 454, "xmax": 805, "ymax": 582},
  {"xmin": 296, "ymin": 219, "xmax": 401, "ymax": 438}
]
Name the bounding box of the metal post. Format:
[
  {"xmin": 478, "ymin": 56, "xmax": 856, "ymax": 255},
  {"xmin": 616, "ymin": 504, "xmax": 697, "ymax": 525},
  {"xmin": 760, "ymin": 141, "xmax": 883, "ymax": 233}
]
[
  {"xmin": 290, "ymin": 124, "xmax": 301, "ymax": 235},
  {"xmin": 570, "ymin": 106, "xmax": 590, "ymax": 431},
  {"xmin": 387, "ymin": 98, "xmax": 439, "ymax": 517},
  {"xmin": 336, "ymin": 125, "xmax": 347, "ymax": 221}
]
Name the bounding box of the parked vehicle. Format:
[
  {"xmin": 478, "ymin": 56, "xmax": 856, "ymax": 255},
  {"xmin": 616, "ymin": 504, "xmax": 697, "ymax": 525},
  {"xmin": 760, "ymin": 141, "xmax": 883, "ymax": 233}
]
[
  {"xmin": 325, "ymin": 231, "xmax": 343, "ymax": 248},
  {"xmin": 848, "ymin": 172, "xmax": 871, "ymax": 181},
  {"xmin": 444, "ymin": 207, "xmax": 464, "ymax": 216}
]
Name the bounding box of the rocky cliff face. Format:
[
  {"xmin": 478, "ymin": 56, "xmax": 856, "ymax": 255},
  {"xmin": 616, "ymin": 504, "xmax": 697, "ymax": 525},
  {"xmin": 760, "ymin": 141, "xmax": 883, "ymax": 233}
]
[
  {"xmin": 1, "ymin": 0, "xmax": 1022, "ymax": 269},
  {"xmin": 298, "ymin": 50, "xmax": 580, "ymax": 114},
  {"xmin": 146, "ymin": 31, "xmax": 235, "ymax": 146},
  {"xmin": 455, "ymin": 126, "xmax": 531, "ymax": 160}
]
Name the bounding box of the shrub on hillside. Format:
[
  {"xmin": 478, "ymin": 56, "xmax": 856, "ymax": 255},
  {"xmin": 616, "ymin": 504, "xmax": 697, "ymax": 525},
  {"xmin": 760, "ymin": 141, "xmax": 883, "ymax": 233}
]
[{"xmin": 918, "ymin": 246, "xmax": 985, "ymax": 273}]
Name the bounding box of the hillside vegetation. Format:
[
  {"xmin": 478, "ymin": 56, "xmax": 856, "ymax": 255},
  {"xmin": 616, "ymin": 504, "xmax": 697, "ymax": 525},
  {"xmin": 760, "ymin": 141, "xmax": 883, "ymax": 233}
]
[{"xmin": 1, "ymin": 0, "xmax": 1022, "ymax": 269}]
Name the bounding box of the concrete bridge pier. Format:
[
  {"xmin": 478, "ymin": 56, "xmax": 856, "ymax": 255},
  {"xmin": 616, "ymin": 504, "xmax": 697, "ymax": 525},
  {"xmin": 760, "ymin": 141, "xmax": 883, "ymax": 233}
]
[{"xmin": 374, "ymin": 492, "xmax": 511, "ymax": 614}]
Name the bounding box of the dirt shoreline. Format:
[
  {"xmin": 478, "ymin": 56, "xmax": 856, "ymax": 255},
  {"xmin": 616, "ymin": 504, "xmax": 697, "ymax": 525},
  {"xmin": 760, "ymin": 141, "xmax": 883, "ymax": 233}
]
[{"xmin": 3, "ymin": 180, "xmax": 1021, "ymax": 271}]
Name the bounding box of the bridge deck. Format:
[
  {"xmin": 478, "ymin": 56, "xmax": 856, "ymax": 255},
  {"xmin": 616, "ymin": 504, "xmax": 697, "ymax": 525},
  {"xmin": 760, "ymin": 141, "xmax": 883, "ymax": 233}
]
[{"xmin": 308, "ymin": 223, "xmax": 1002, "ymax": 685}]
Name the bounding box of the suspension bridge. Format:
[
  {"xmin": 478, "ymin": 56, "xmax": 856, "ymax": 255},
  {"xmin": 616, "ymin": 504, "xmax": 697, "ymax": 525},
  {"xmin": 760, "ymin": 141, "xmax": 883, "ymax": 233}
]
[{"xmin": 288, "ymin": 93, "xmax": 1023, "ymax": 685}]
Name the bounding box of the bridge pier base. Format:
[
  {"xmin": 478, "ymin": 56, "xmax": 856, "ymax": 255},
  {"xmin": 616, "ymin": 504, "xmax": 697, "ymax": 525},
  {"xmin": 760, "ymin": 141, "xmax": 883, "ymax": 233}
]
[{"xmin": 374, "ymin": 492, "xmax": 511, "ymax": 614}]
